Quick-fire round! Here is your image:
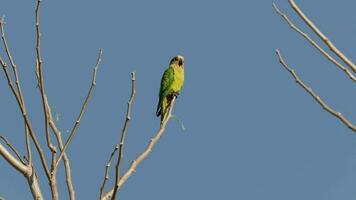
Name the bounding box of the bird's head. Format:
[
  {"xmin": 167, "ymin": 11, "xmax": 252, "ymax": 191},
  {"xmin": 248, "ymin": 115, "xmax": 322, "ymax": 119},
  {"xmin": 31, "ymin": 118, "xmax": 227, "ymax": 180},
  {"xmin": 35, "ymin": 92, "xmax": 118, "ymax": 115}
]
[{"xmin": 170, "ymin": 55, "xmax": 184, "ymax": 68}]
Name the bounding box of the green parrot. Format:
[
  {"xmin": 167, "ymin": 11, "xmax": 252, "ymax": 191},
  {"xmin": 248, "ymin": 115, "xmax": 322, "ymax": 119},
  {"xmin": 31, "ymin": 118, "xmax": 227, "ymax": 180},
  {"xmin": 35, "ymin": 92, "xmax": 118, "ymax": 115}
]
[{"xmin": 156, "ymin": 55, "xmax": 185, "ymax": 122}]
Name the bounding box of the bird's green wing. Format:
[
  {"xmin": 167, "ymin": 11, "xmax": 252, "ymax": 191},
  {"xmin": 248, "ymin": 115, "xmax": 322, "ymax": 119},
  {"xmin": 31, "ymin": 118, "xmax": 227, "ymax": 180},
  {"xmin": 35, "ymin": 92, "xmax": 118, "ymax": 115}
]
[{"xmin": 156, "ymin": 67, "xmax": 174, "ymax": 116}]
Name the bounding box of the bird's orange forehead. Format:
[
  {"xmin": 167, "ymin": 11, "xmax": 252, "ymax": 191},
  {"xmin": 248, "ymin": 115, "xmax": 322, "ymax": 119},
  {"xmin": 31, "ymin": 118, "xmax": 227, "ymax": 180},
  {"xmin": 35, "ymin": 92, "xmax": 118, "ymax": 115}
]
[
  {"xmin": 170, "ymin": 55, "xmax": 185, "ymax": 65},
  {"xmin": 176, "ymin": 55, "xmax": 184, "ymax": 62}
]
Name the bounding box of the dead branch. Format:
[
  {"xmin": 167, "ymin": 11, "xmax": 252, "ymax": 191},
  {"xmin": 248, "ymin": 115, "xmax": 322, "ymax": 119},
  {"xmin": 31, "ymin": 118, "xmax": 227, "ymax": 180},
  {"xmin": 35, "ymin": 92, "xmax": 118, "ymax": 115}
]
[
  {"xmin": 34, "ymin": 1, "xmax": 59, "ymax": 198},
  {"xmin": 35, "ymin": 0, "xmax": 57, "ymax": 157},
  {"xmin": 0, "ymin": 141, "xmax": 29, "ymax": 175},
  {"xmin": 48, "ymin": 106, "xmax": 75, "ymax": 199},
  {"xmin": 287, "ymin": 0, "xmax": 356, "ymax": 73},
  {"xmin": 111, "ymin": 72, "xmax": 136, "ymax": 199},
  {"xmin": 102, "ymin": 97, "xmax": 177, "ymax": 200},
  {"xmin": 0, "ymin": 135, "xmax": 26, "ymax": 165},
  {"xmin": 0, "ymin": 16, "xmax": 32, "ymax": 166},
  {"xmin": 0, "ymin": 136, "xmax": 43, "ymax": 199},
  {"xmin": 0, "ymin": 55, "xmax": 51, "ymax": 179},
  {"xmin": 49, "ymin": 120, "xmax": 75, "ymax": 200},
  {"xmin": 272, "ymin": 3, "xmax": 356, "ymax": 82},
  {"xmin": 100, "ymin": 145, "xmax": 119, "ymax": 199},
  {"xmin": 275, "ymin": 49, "xmax": 356, "ymax": 132},
  {"xmin": 55, "ymin": 48, "xmax": 103, "ymax": 168}
]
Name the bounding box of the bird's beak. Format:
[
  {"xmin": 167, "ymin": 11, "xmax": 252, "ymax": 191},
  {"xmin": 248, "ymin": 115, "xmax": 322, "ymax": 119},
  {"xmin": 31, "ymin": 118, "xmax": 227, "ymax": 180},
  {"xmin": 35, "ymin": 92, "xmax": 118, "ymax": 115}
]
[{"xmin": 178, "ymin": 59, "xmax": 183, "ymax": 66}]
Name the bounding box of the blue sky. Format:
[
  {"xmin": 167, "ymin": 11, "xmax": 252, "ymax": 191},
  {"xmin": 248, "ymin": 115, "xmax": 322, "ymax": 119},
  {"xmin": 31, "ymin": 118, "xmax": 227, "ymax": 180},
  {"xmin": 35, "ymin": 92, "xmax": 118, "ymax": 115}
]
[{"xmin": 0, "ymin": 0, "xmax": 356, "ymax": 199}]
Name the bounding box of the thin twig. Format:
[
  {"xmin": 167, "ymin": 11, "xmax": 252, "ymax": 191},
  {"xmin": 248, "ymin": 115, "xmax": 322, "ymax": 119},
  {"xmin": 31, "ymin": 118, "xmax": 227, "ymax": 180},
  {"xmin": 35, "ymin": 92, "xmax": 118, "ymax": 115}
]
[
  {"xmin": 0, "ymin": 16, "xmax": 33, "ymax": 166},
  {"xmin": 35, "ymin": 0, "xmax": 57, "ymax": 157},
  {"xmin": 55, "ymin": 48, "xmax": 103, "ymax": 168},
  {"xmin": 0, "ymin": 56, "xmax": 51, "ymax": 178},
  {"xmin": 288, "ymin": 0, "xmax": 356, "ymax": 73},
  {"xmin": 103, "ymin": 97, "xmax": 177, "ymax": 200},
  {"xmin": 275, "ymin": 49, "xmax": 356, "ymax": 132},
  {"xmin": 0, "ymin": 17, "xmax": 26, "ymax": 102},
  {"xmin": 100, "ymin": 145, "xmax": 119, "ymax": 199},
  {"xmin": 0, "ymin": 135, "xmax": 26, "ymax": 165},
  {"xmin": 25, "ymin": 124, "xmax": 32, "ymax": 165},
  {"xmin": 111, "ymin": 72, "xmax": 137, "ymax": 200},
  {"xmin": 272, "ymin": 3, "xmax": 356, "ymax": 82}
]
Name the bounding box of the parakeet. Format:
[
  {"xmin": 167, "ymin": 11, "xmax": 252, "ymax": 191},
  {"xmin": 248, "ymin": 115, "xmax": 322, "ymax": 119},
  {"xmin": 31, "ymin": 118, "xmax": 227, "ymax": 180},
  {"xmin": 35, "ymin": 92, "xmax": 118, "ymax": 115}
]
[{"xmin": 156, "ymin": 55, "xmax": 185, "ymax": 122}]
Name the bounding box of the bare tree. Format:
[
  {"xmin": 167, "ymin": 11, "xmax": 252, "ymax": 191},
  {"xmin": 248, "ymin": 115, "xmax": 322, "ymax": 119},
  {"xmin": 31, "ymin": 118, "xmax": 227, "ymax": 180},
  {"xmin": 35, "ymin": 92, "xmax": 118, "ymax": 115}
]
[
  {"xmin": 273, "ymin": 0, "xmax": 355, "ymax": 132},
  {"xmin": 0, "ymin": 1, "xmax": 180, "ymax": 199}
]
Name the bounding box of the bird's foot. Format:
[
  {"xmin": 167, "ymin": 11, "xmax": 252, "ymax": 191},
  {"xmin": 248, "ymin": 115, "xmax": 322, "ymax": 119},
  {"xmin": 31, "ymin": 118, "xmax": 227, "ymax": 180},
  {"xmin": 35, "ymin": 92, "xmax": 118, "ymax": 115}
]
[{"xmin": 172, "ymin": 92, "xmax": 180, "ymax": 98}]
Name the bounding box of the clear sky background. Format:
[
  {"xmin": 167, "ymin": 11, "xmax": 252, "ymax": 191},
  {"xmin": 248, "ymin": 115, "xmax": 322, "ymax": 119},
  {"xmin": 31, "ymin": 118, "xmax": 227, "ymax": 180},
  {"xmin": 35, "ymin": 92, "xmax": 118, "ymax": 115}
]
[{"xmin": 0, "ymin": 0, "xmax": 356, "ymax": 199}]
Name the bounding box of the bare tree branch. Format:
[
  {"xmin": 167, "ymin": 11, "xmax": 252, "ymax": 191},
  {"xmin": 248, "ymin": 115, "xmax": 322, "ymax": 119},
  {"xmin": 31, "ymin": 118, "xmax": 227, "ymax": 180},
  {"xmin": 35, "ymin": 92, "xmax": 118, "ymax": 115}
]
[
  {"xmin": 275, "ymin": 49, "xmax": 356, "ymax": 132},
  {"xmin": 25, "ymin": 125, "xmax": 32, "ymax": 166},
  {"xmin": 35, "ymin": 0, "xmax": 57, "ymax": 158},
  {"xmin": 26, "ymin": 173, "xmax": 44, "ymax": 200},
  {"xmin": 111, "ymin": 72, "xmax": 137, "ymax": 200},
  {"xmin": 0, "ymin": 16, "xmax": 33, "ymax": 166},
  {"xmin": 0, "ymin": 56, "xmax": 51, "ymax": 178},
  {"xmin": 102, "ymin": 97, "xmax": 177, "ymax": 200},
  {"xmin": 0, "ymin": 141, "xmax": 29, "ymax": 174},
  {"xmin": 0, "ymin": 17, "xmax": 26, "ymax": 103},
  {"xmin": 0, "ymin": 135, "xmax": 26, "ymax": 165},
  {"xmin": 49, "ymin": 118, "xmax": 75, "ymax": 200},
  {"xmin": 100, "ymin": 145, "xmax": 119, "ymax": 199},
  {"xmin": 287, "ymin": 0, "xmax": 356, "ymax": 73},
  {"xmin": 0, "ymin": 136, "xmax": 43, "ymax": 199},
  {"xmin": 55, "ymin": 48, "xmax": 103, "ymax": 168},
  {"xmin": 34, "ymin": 1, "xmax": 60, "ymax": 198},
  {"xmin": 272, "ymin": 3, "xmax": 356, "ymax": 82}
]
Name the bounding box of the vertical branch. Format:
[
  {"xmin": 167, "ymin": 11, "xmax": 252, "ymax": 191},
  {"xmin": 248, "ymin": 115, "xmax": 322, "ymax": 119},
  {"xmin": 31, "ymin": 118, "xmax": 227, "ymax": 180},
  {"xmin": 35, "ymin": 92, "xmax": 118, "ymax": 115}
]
[
  {"xmin": 35, "ymin": 1, "xmax": 59, "ymax": 199},
  {"xmin": 111, "ymin": 72, "xmax": 136, "ymax": 200},
  {"xmin": 55, "ymin": 49, "xmax": 103, "ymax": 168},
  {"xmin": 0, "ymin": 17, "xmax": 26, "ymax": 104},
  {"xmin": 0, "ymin": 16, "xmax": 33, "ymax": 166},
  {"xmin": 35, "ymin": 0, "xmax": 57, "ymax": 155},
  {"xmin": 25, "ymin": 127, "xmax": 32, "ymax": 166},
  {"xmin": 49, "ymin": 118, "xmax": 75, "ymax": 199},
  {"xmin": 27, "ymin": 172, "xmax": 44, "ymax": 200}
]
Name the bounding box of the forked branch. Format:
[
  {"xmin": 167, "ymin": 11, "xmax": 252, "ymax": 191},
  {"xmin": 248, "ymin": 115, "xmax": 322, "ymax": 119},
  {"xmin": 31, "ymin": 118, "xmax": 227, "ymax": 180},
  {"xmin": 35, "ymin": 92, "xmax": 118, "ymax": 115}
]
[
  {"xmin": 0, "ymin": 135, "xmax": 26, "ymax": 165},
  {"xmin": 102, "ymin": 96, "xmax": 177, "ymax": 200},
  {"xmin": 48, "ymin": 103, "xmax": 75, "ymax": 199},
  {"xmin": 0, "ymin": 55, "xmax": 51, "ymax": 179},
  {"xmin": 100, "ymin": 145, "xmax": 119, "ymax": 199},
  {"xmin": 0, "ymin": 142, "xmax": 29, "ymax": 175}
]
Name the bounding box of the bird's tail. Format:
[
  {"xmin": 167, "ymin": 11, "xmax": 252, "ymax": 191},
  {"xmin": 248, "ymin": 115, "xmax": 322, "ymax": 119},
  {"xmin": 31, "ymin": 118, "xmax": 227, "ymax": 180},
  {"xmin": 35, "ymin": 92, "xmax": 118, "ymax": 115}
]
[
  {"xmin": 156, "ymin": 99, "xmax": 162, "ymax": 117},
  {"xmin": 158, "ymin": 95, "xmax": 174, "ymax": 122}
]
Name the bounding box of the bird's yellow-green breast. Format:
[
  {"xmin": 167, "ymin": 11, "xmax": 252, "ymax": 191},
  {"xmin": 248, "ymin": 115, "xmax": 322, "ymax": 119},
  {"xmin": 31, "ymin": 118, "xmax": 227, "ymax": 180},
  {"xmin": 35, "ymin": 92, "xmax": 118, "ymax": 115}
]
[{"xmin": 171, "ymin": 59, "xmax": 185, "ymax": 93}]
